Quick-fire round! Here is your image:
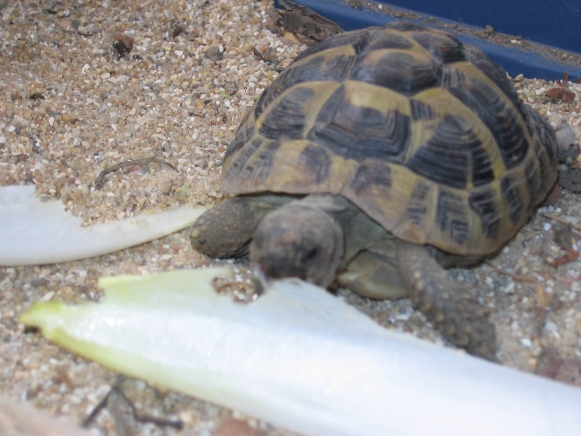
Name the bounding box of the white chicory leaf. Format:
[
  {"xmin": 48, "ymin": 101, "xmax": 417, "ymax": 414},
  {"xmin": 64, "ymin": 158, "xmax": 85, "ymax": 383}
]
[
  {"xmin": 20, "ymin": 267, "xmax": 581, "ymax": 436},
  {"xmin": 0, "ymin": 185, "xmax": 204, "ymax": 266}
]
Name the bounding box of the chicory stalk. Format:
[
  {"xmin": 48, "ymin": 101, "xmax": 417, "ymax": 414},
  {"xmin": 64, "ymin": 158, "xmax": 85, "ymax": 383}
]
[
  {"xmin": 0, "ymin": 185, "xmax": 204, "ymax": 266},
  {"xmin": 20, "ymin": 267, "xmax": 581, "ymax": 436}
]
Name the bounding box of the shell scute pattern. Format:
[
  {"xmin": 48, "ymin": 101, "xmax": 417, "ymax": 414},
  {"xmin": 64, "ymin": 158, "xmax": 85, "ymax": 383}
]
[
  {"xmin": 435, "ymin": 189, "xmax": 469, "ymax": 247},
  {"xmin": 526, "ymin": 107, "xmax": 558, "ymax": 171},
  {"xmin": 396, "ymin": 178, "xmax": 434, "ymax": 240},
  {"xmin": 441, "ymin": 64, "xmax": 531, "ymax": 171},
  {"xmin": 468, "ymin": 189, "xmax": 502, "ymax": 240},
  {"xmin": 307, "ymin": 83, "xmax": 411, "ymax": 162},
  {"xmin": 351, "ymin": 49, "xmax": 441, "ymax": 95},
  {"xmin": 409, "ymin": 99, "xmax": 437, "ymax": 121},
  {"xmin": 221, "ymin": 23, "xmax": 558, "ymax": 255},
  {"xmin": 500, "ymin": 174, "xmax": 527, "ymax": 224},
  {"xmin": 292, "ymin": 28, "xmax": 372, "ymax": 62},
  {"xmin": 463, "ymin": 45, "xmax": 524, "ymax": 110},
  {"xmin": 407, "ymin": 86, "xmax": 504, "ymax": 188},
  {"xmin": 224, "ymin": 109, "xmax": 255, "ymax": 158},
  {"xmin": 254, "ymin": 48, "xmax": 355, "ymax": 120},
  {"xmin": 258, "ymin": 86, "xmax": 314, "ymax": 140},
  {"xmin": 523, "ymin": 156, "xmax": 543, "ymax": 206},
  {"xmin": 405, "ymin": 114, "xmax": 485, "ymax": 189},
  {"xmin": 349, "ymin": 161, "xmax": 393, "ymax": 196},
  {"xmin": 298, "ymin": 144, "xmax": 332, "ymax": 184},
  {"xmin": 238, "ymin": 139, "xmax": 282, "ymax": 188},
  {"xmin": 410, "ymin": 31, "xmax": 465, "ymax": 63},
  {"xmin": 363, "ymin": 32, "xmax": 415, "ymax": 52}
]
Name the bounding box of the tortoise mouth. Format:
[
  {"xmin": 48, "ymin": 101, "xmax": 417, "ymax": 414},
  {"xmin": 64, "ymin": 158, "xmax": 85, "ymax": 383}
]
[
  {"xmin": 251, "ymin": 265, "xmax": 268, "ymax": 295},
  {"xmin": 252, "ymin": 263, "xmax": 310, "ymax": 290}
]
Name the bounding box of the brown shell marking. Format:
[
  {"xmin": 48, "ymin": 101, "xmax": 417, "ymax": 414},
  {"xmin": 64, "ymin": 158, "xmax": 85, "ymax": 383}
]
[{"xmin": 221, "ymin": 23, "xmax": 558, "ymax": 255}]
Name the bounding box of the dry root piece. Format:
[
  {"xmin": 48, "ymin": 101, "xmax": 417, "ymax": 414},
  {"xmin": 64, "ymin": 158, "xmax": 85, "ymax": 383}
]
[
  {"xmin": 546, "ymin": 248, "xmax": 580, "ymax": 267},
  {"xmin": 252, "ymin": 46, "xmax": 278, "ymax": 64},
  {"xmin": 543, "ymin": 213, "xmax": 581, "ymax": 232},
  {"xmin": 277, "ymin": 0, "xmax": 343, "ymax": 45},
  {"xmin": 546, "ymin": 87, "xmax": 575, "ymax": 101},
  {"xmin": 546, "ymin": 72, "xmax": 576, "ymax": 101},
  {"xmin": 486, "ymin": 262, "xmax": 550, "ymax": 308},
  {"xmin": 94, "ymin": 158, "xmax": 177, "ymax": 189}
]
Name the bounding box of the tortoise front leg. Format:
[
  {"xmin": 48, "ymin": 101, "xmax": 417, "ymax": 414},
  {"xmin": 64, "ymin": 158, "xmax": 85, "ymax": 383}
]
[
  {"xmin": 396, "ymin": 240, "xmax": 497, "ymax": 360},
  {"xmin": 190, "ymin": 195, "xmax": 293, "ymax": 258},
  {"xmin": 337, "ymin": 250, "xmax": 407, "ymax": 300}
]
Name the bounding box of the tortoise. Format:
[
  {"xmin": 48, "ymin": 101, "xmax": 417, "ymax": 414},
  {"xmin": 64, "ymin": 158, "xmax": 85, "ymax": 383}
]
[{"xmin": 190, "ymin": 22, "xmax": 558, "ymax": 359}]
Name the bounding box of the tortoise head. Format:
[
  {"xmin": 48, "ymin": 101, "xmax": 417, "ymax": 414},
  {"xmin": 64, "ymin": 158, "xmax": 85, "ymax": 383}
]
[{"xmin": 250, "ymin": 203, "xmax": 345, "ymax": 288}]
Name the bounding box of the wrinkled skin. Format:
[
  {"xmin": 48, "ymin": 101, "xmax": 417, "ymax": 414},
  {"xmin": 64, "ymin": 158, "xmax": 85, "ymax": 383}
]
[{"xmin": 191, "ymin": 193, "xmax": 497, "ymax": 360}]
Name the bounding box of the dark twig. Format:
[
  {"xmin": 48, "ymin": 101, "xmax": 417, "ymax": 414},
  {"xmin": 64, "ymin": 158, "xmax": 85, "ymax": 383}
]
[
  {"xmin": 82, "ymin": 382, "xmax": 114, "ymax": 427},
  {"xmin": 63, "ymin": 28, "xmax": 103, "ymax": 37},
  {"xmin": 83, "ymin": 375, "xmax": 183, "ymax": 430},
  {"xmin": 112, "ymin": 385, "xmax": 183, "ymax": 429},
  {"xmin": 94, "ymin": 158, "xmax": 177, "ymax": 189}
]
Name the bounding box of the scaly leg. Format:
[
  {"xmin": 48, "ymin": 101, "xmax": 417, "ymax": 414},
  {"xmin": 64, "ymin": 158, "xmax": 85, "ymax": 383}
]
[
  {"xmin": 337, "ymin": 248, "xmax": 407, "ymax": 300},
  {"xmin": 396, "ymin": 240, "xmax": 497, "ymax": 360},
  {"xmin": 190, "ymin": 195, "xmax": 293, "ymax": 258}
]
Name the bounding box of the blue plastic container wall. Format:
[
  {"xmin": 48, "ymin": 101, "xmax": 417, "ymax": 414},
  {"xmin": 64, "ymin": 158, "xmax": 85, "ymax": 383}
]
[
  {"xmin": 275, "ymin": 0, "xmax": 581, "ymax": 80},
  {"xmin": 375, "ymin": 0, "xmax": 581, "ymax": 54}
]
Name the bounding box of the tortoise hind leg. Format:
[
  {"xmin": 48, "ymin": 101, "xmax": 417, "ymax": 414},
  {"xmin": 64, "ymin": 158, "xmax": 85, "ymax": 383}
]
[
  {"xmin": 190, "ymin": 195, "xmax": 293, "ymax": 258},
  {"xmin": 396, "ymin": 240, "xmax": 497, "ymax": 360}
]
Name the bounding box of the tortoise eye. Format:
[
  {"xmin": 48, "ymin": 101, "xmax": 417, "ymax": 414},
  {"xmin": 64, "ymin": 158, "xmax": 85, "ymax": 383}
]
[{"xmin": 303, "ymin": 247, "xmax": 320, "ymax": 263}]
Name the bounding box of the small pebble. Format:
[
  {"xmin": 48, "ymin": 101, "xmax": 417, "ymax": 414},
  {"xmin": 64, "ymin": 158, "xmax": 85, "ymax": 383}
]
[
  {"xmin": 62, "ymin": 113, "xmax": 75, "ymax": 123},
  {"xmin": 205, "ymin": 45, "xmax": 223, "ymax": 61}
]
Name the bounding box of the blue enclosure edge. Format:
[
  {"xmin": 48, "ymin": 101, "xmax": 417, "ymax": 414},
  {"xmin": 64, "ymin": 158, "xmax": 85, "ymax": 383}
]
[
  {"xmin": 277, "ymin": 0, "xmax": 581, "ymax": 81},
  {"xmin": 372, "ymin": 0, "xmax": 581, "ymax": 55}
]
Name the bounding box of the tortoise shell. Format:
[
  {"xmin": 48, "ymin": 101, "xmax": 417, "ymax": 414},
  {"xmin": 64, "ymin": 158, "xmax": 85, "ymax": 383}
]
[{"xmin": 220, "ymin": 22, "xmax": 558, "ymax": 256}]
